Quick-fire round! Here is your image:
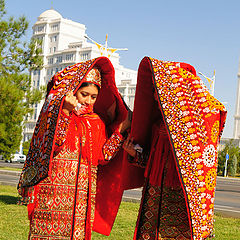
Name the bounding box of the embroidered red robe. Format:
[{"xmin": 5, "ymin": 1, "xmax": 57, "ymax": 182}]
[
  {"xmin": 18, "ymin": 57, "xmax": 129, "ymax": 239},
  {"xmin": 28, "ymin": 110, "xmax": 123, "ymax": 240}
]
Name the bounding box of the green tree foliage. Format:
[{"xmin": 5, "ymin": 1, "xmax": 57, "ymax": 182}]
[
  {"xmin": 22, "ymin": 138, "xmax": 31, "ymax": 156},
  {"xmin": 218, "ymin": 140, "xmax": 240, "ymax": 177},
  {"xmin": 230, "ymin": 154, "xmax": 238, "ymax": 177},
  {"xmin": 0, "ymin": 0, "xmax": 43, "ymax": 159}
]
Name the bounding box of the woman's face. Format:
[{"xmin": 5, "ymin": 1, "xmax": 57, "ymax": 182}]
[{"xmin": 75, "ymin": 84, "xmax": 99, "ymax": 106}]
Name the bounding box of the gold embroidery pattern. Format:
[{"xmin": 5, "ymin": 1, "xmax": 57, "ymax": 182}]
[
  {"xmin": 211, "ymin": 121, "xmax": 219, "ymax": 143},
  {"xmin": 149, "ymin": 57, "xmax": 226, "ymax": 239}
]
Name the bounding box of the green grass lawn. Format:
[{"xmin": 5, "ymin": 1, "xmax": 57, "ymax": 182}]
[{"xmin": 0, "ymin": 185, "xmax": 240, "ymax": 240}]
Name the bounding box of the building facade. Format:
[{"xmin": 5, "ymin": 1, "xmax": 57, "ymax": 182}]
[
  {"xmin": 234, "ymin": 67, "xmax": 240, "ymax": 139},
  {"xmin": 23, "ymin": 9, "xmax": 137, "ymax": 142}
]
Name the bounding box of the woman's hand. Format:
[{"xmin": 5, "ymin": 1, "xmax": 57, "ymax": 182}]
[
  {"xmin": 123, "ymin": 135, "xmax": 136, "ymax": 158},
  {"xmin": 62, "ymin": 91, "xmax": 78, "ymax": 116},
  {"xmin": 119, "ymin": 111, "xmax": 132, "ymax": 134}
]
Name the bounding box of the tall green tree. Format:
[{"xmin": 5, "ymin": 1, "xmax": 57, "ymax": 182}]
[
  {"xmin": 230, "ymin": 154, "xmax": 238, "ymax": 177},
  {"xmin": 0, "ymin": 0, "xmax": 43, "ymax": 159}
]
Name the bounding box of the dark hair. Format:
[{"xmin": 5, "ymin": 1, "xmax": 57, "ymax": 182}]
[{"xmin": 79, "ymin": 82, "xmax": 100, "ymax": 92}]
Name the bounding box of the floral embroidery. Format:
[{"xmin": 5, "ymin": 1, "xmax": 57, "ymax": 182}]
[
  {"xmin": 211, "ymin": 121, "xmax": 219, "ymax": 143},
  {"xmin": 148, "ymin": 57, "xmax": 227, "ymax": 240},
  {"xmin": 103, "ymin": 131, "xmax": 124, "ymax": 161},
  {"xmin": 205, "ymin": 169, "xmax": 217, "ymax": 191},
  {"xmin": 202, "ymin": 145, "xmax": 216, "ymax": 168}
]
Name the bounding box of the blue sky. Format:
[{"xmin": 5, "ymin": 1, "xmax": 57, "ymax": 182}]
[{"xmin": 4, "ymin": 0, "xmax": 240, "ymax": 138}]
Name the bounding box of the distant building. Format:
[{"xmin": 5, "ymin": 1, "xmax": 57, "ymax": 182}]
[
  {"xmin": 23, "ymin": 9, "xmax": 137, "ymax": 141},
  {"xmin": 118, "ymin": 79, "xmax": 136, "ymax": 111},
  {"xmin": 233, "ymin": 63, "xmax": 240, "ymax": 139}
]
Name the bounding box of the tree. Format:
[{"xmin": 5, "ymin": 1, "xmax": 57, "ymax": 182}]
[
  {"xmin": 218, "ymin": 140, "xmax": 240, "ymax": 177},
  {"xmin": 230, "ymin": 154, "xmax": 238, "ymax": 177},
  {"xmin": 22, "ymin": 138, "xmax": 31, "ymax": 156},
  {"xmin": 0, "ymin": 0, "xmax": 44, "ymax": 159}
]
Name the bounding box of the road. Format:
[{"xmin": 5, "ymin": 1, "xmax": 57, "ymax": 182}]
[
  {"xmin": 0, "ymin": 162, "xmax": 240, "ymax": 217},
  {"xmin": 123, "ymin": 177, "xmax": 240, "ymax": 218}
]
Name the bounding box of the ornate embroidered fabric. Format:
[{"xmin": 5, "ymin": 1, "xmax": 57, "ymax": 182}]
[
  {"xmin": 136, "ymin": 183, "xmax": 191, "ymax": 240},
  {"xmin": 55, "ymin": 111, "xmax": 71, "ymax": 147},
  {"xmin": 28, "ymin": 154, "xmax": 97, "ymax": 240},
  {"xmin": 18, "ymin": 56, "xmax": 129, "ymax": 237},
  {"xmin": 149, "ymin": 58, "xmax": 226, "ymax": 239},
  {"xmin": 130, "ymin": 57, "xmax": 227, "ymax": 240},
  {"xmin": 103, "ymin": 131, "xmax": 124, "ymax": 161},
  {"xmin": 28, "ymin": 111, "xmax": 125, "ymax": 239}
]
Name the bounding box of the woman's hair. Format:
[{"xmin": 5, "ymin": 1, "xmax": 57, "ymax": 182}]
[{"xmin": 79, "ymin": 82, "xmax": 100, "ymax": 92}]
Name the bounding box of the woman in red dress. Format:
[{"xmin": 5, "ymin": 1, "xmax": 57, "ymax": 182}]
[
  {"xmin": 18, "ymin": 57, "xmax": 129, "ymax": 240},
  {"xmin": 123, "ymin": 57, "xmax": 227, "ymax": 240}
]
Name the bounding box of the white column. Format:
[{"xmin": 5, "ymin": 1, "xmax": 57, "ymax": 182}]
[{"xmin": 233, "ymin": 74, "xmax": 240, "ymax": 138}]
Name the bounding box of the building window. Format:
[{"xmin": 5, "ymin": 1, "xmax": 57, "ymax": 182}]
[
  {"xmin": 50, "ymin": 35, "xmax": 58, "ymax": 42},
  {"xmin": 53, "ymin": 47, "xmax": 56, "ymax": 52},
  {"xmin": 48, "ymin": 58, "xmax": 53, "ymax": 64},
  {"xmin": 56, "ymin": 56, "xmax": 62, "ymax": 63},
  {"xmin": 129, "ymin": 88, "xmax": 135, "ymax": 94},
  {"xmin": 66, "ymin": 54, "xmax": 74, "ymax": 61},
  {"xmin": 81, "ymin": 53, "xmax": 89, "ymax": 60},
  {"xmin": 37, "ymin": 25, "xmax": 44, "ymax": 32},
  {"xmin": 37, "ymin": 79, "xmax": 40, "ymax": 88},
  {"xmin": 34, "ymin": 108, "xmax": 37, "ymax": 120},
  {"xmin": 56, "ymin": 68, "xmax": 58, "ymax": 73},
  {"xmin": 118, "ymin": 88, "xmax": 124, "ymax": 95},
  {"xmin": 49, "ymin": 48, "xmax": 52, "ymax": 53},
  {"xmin": 33, "ymin": 69, "xmax": 40, "ymax": 75},
  {"xmin": 51, "ymin": 24, "xmax": 59, "ymax": 31}
]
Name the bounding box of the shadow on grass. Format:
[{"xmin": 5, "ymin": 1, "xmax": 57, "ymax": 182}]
[{"xmin": 0, "ymin": 195, "xmax": 18, "ymax": 204}]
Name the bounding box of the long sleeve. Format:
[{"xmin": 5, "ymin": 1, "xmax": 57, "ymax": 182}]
[
  {"xmin": 102, "ymin": 130, "xmax": 124, "ymax": 162},
  {"xmin": 97, "ymin": 120, "xmax": 124, "ymax": 165}
]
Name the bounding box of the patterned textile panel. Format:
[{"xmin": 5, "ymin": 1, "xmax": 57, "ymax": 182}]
[
  {"xmin": 19, "ymin": 59, "xmax": 95, "ymax": 190},
  {"xmin": 148, "ymin": 57, "xmax": 227, "ymax": 239}
]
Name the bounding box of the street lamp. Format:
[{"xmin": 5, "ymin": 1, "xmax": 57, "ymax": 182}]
[{"xmin": 224, "ymin": 151, "xmax": 229, "ymax": 177}]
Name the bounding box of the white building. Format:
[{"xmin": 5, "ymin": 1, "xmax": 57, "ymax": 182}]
[
  {"xmin": 23, "ymin": 9, "xmax": 137, "ymax": 142},
  {"xmin": 233, "ymin": 62, "xmax": 240, "ymax": 139}
]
